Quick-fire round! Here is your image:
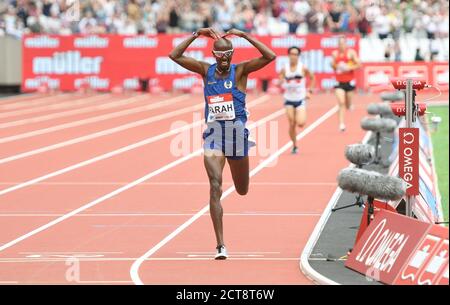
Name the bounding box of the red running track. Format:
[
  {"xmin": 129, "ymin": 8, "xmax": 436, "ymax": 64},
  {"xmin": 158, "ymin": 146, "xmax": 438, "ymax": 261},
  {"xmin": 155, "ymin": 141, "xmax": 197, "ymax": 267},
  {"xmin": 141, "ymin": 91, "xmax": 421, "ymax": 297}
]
[{"xmin": 0, "ymin": 91, "xmax": 376, "ymax": 284}]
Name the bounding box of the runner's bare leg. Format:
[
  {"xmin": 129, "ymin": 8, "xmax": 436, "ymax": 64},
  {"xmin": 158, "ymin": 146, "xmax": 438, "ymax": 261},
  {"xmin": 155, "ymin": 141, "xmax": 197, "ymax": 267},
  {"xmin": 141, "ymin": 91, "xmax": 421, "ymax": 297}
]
[
  {"xmin": 227, "ymin": 157, "xmax": 249, "ymax": 195},
  {"xmin": 335, "ymin": 88, "xmax": 346, "ymax": 127},
  {"xmin": 285, "ymin": 106, "xmax": 297, "ymax": 147},
  {"xmin": 204, "ymin": 151, "xmax": 226, "ymax": 247},
  {"xmin": 345, "ymin": 90, "xmax": 354, "ymax": 110}
]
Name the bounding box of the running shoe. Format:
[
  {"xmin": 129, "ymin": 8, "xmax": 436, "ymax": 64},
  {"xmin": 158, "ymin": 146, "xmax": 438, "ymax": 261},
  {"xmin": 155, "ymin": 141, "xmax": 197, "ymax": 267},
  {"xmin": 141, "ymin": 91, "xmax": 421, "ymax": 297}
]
[
  {"xmin": 291, "ymin": 146, "xmax": 298, "ymax": 154},
  {"xmin": 215, "ymin": 245, "xmax": 228, "ymax": 260},
  {"xmin": 339, "ymin": 124, "xmax": 346, "ymax": 132}
]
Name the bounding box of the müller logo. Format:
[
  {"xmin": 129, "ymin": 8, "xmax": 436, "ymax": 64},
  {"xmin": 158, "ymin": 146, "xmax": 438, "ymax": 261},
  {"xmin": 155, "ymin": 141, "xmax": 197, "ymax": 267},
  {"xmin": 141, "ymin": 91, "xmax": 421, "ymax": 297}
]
[
  {"xmin": 123, "ymin": 36, "xmax": 158, "ymax": 48},
  {"xmin": 32, "ymin": 51, "xmax": 103, "ymax": 74},
  {"xmin": 173, "ymin": 37, "xmax": 207, "ymax": 48},
  {"xmin": 24, "ymin": 35, "xmax": 60, "ymax": 48},
  {"xmin": 74, "ymin": 36, "xmax": 109, "ymax": 48},
  {"xmin": 355, "ymin": 219, "xmax": 410, "ymax": 273},
  {"xmin": 271, "ymin": 36, "xmax": 305, "ymax": 48},
  {"xmin": 320, "ymin": 37, "xmax": 356, "ymax": 48},
  {"xmin": 209, "ymin": 95, "xmax": 225, "ymax": 103}
]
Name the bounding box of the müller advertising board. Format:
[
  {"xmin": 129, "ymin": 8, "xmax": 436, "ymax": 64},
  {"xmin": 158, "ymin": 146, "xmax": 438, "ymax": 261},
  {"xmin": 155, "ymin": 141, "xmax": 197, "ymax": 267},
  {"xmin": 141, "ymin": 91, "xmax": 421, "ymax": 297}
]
[{"xmin": 21, "ymin": 34, "xmax": 359, "ymax": 92}]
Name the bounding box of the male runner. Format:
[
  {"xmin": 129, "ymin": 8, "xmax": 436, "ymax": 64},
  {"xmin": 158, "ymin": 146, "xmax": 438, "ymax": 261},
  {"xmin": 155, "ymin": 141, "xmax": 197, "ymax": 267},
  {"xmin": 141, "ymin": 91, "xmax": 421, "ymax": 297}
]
[
  {"xmin": 169, "ymin": 27, "xmax": 276, "ymax": 259},
  {"xmin": 279, "ymin": 46, "xmax": 315, "ymax": 154},
  {"xmin": 331, "ymin": 35, "xmax": 361, "ymax": 131}
]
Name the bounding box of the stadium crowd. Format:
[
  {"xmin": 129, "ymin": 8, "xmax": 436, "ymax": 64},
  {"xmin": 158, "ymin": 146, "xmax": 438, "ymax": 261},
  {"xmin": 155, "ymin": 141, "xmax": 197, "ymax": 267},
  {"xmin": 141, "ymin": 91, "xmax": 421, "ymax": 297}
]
[
  {"xmin": 0, "ymin": 0, "xmax": 448, "ymax": 62},
  {"xmin": 0, "ymin": 0, "xmax": 448, "ymax": 38}
]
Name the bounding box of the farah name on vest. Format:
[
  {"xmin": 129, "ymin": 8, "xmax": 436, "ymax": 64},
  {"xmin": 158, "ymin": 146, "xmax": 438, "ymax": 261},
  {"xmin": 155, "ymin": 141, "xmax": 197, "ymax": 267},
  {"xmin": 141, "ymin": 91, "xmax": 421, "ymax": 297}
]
[{"xmin": 207, "ymin": 93, "xmax": 235, "ymax": 121}]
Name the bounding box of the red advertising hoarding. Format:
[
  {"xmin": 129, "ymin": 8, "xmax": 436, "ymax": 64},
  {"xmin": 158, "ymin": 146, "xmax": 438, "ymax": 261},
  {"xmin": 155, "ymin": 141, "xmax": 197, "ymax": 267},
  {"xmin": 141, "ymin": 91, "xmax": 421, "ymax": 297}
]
[
  {"xmin": 361, "ymin": 62, "xmax": 449, "ymax": 91},
  {"xmin": 399, "ymin": 128, "xmax": 420, "ymax": 196},
  {"xmin": 346, "ymin": 210, "xmax": 431, "ymax": 284},
  {"xmin": 22, "ymin": 34, "xmax": 360, "ymax": 92},
  {"xmin": 346, "ymin": 210, "xmax": 449, "ymax": 285},
  {"xmin": 395, "ymin": 224, "xmax": 449, "ymax": 285}
]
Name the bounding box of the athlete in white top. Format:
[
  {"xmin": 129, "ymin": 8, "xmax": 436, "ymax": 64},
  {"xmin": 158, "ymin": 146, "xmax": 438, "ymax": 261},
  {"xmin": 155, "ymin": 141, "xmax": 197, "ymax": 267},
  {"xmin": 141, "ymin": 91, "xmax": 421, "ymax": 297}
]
[{"xmin": 279, "ymin": 46, "xmax": 315, "ymax": 154}]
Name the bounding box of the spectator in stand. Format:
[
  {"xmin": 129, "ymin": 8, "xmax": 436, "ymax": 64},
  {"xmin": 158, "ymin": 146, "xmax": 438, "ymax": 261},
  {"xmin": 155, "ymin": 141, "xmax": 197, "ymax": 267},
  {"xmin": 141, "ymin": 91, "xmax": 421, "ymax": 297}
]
[
  {"xmin": 253, "ymin": 7, "xmax": 270, "ymax": 36},
  {"xmin": 415, "ymin": 48, "xmax": 425, "ymax": 61},
  {"xmin": 372, "ymin": 5, "xmax": 391, "ymax": 40},
  {"xmin": 364, "ymin": 0, "xmax": 381, "ymax": 24},
  {"xmin": 140, "ymin": 2, "xmax": 157, "ymax": 34},
  {"xmin": 305, "ymin": 0, "xmax": 325, "ymax": 33},
  {"xmin": 356, "ymin": 6, "xmax": 370, "ymax": 37},
  {"xmin": 78, "ymin": 9, "xmax": 97, "ymax": 34},
  {"xmin": 437, "ymin": 5, "xmax": 449, "ymax": 38},
  {"xmin": 127, "ymin": 0, "xmax": 141, "ymax": 22},
  {"xmin": 167, "ymin": 1, "xmax": 180, "ymax": 34},
  {"xmin": 155, "ymin": 6, "xmax": 169, "ymax": 33},
  {"xmin": 386, "ymin": 5, "xmax": 402, "ymax": 40},
  {"xmin": 326, "ymin": 0, "xmax": 343, "ymax": 33},
  {"xmin": 241, "ymin": 3, "xmax": 255, "ymax": 32},
  {"xmin": 199, "ymin": 1, "xmax": 213, "ymax": 29},
  {"xmin": 422, "ymin": 7, "xmax": 439, "ymax": 40},
  {"xmin": 0, "ymin": 0, "xmax": 447, "ymax": 46},
  {"xmin": 282, "ymin": 1, "xmax": 300, "ymax": 34},
  {"xmin": 393, "ymin": 40, "xmax": 402, "ymax": 62},
  {"xmin": 214, "ymin": 0, "xmax": 233, "ymax": 32}
]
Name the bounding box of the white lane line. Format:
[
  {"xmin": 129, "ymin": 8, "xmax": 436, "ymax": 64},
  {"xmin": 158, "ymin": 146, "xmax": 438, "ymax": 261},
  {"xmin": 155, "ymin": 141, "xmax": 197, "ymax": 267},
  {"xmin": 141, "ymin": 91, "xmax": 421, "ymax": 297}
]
[
  {"xmin": 19, "ymin": 251, "xmax": 122, "ymax": 254},
  {"xmin": 0, "ymin": 93, "xmax": 35, "ymax": 103},
  {"xmin": 0, "ymin": 212, "xmax": 321, "ymax": 217},
  {"xmin": 0, "ymin": 94, "xmax": 70, "ymax": 110},
  {"xmin": 77, "ymin": 280, "xmax": 134, "ymax": 284},
  {"xmin": 0, "ymin": 257, "xmax": 300, "ymax": 263},
  {"xmin": 0, "ymin": 93, "xmax": 157, "ymax": 128},
  {"xmin": 0, "ymin": 97, "xmax": 200, "ymax": 164},
  {"xmin": 187, "ymin": 254, "xmax": 264, "ymax": 257},
  {"xmin": 0, "ymin": 94, "xmax": 189, "ymax": 144},
  {"xmin": 177, "ymin": 251, "xmax": 280, "ymax": 254},
  {"xmin": 0, "ymin": 103, "xmax": 282, "ymax": 254},
  {"xmin": 0, "ymin": 96, "xmax": 269, "ymax": 196},
  {"xmin": 130, "ymin": 105, "xmax": 339, "ymax": 285},
  {"xmin": 0, "ymin": 181, "xmax": 336, "ymax": 186},
  {"xmin": 0, "ymin": 93, "xmax": 119, "ymax": 119}
]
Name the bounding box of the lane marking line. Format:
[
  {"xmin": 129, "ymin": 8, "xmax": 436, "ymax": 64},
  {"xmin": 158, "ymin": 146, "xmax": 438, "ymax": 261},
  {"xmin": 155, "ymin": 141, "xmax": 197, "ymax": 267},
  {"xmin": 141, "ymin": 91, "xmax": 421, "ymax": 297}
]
[
  {"xmin": 0, "ymin": 213, "xmax": 322, "ymax": 217},
  {"xmin": 0, "ymin": 257, "xmax": 301, "ymax": 263},
  {"xmin": 0, "ymin": 181, "xmax": 336, "ymax": 186}
]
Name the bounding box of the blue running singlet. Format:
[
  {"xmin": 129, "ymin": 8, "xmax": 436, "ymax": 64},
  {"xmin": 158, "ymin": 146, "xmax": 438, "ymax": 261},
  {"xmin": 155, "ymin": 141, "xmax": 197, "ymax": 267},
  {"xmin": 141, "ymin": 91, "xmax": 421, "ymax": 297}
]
[{"xmin": 202, "ymin": 64, "xmax": 254, "ymax": 160}]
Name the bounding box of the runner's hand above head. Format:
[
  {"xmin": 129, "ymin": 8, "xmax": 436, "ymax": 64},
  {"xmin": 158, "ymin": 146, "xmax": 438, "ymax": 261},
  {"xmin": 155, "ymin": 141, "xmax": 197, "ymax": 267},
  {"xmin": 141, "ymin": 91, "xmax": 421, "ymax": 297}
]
[
  {"xmin": 197, "ymin": 28, "xmax": 221, "ymax": 40},
  {"xmin": 223, "ymin": 29, "xmax": 246, "ymax": 38}
]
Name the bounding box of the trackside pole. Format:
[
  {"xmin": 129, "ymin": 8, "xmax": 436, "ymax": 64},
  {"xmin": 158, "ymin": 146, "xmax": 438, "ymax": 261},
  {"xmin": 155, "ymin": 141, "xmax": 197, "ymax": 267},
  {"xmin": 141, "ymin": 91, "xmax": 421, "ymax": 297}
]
[{"xmin": 405, "ymin": 79, "xmax": 413, "ymax": 217}]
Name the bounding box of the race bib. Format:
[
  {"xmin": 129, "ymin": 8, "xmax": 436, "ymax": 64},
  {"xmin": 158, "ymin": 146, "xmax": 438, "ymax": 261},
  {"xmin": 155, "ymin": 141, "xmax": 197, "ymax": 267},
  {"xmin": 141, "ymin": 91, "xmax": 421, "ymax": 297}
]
[
  {"xmin": 207, "ymin": 93, "xmax": 235, "ymax": 122},
  {"xmin": 336, "ymin": 61, "xmax": 349, "ymax": 74}
]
